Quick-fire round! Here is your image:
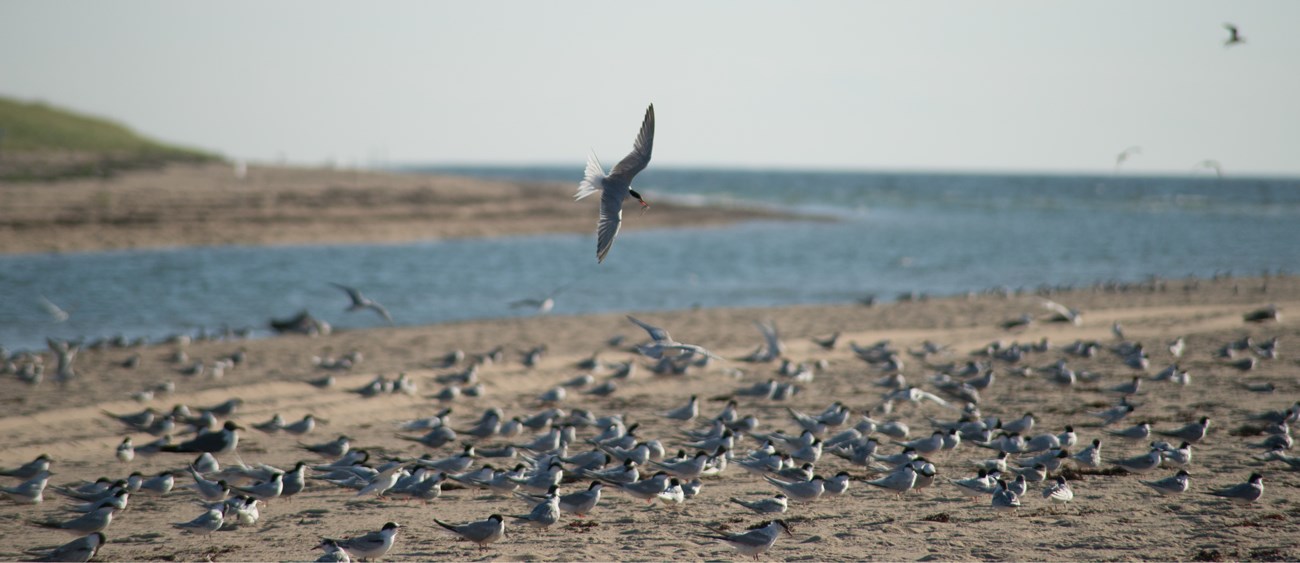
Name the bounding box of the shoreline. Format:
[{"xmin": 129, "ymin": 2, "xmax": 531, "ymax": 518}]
[
  {"xmin": 5, "ymin": 273, "xmax": 1292, "ymax": 416},
  {"xmin": 1, "ymin": 270, "xmax": 1271, "ymax": 355}
]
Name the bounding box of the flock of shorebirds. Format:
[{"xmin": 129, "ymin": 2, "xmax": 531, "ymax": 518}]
[
  {"xmin": 1, "ymin": 288, "xmax": 1291, "ymax": 561},
  {"xmin": 1, "ymin": 99, "xmax": 1293, "ymax": 562}
]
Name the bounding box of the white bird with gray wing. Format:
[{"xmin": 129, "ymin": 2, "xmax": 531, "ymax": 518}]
[{"xmin": 575, "ymin": 104, "xmax": 654, "ymax": 263}]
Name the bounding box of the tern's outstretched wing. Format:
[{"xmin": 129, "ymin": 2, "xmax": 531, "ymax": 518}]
[
  {"xmin": 596, "ymin": 188, "xmax": 624, "ymax": 263},
  {"xmin": 330, "ymin": 283, "xmax": 364, "ymax": 306},
  {"xmin": 607, "ymin": 105, "xmax": 654, "ymax": 184},
  {"xmin": 626, "ymin": 315, "xmax": 671, "ymax": 342}
]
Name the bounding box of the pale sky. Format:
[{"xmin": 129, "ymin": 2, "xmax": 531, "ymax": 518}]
[{"xmin": 2, "ymin": 1, "xmax": 1298, "ymax": 176}]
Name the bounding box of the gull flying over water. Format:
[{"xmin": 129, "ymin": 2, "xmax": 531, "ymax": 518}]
[
  {"xmin": 575, "ymin": 104, "xmax": 654, "ymax": 263},
  {"xmin": 509, "ymin": 296, "xmax": 556, "ymax": 315},
  {"xmin": 330, "ymin": 282, "xmax": 393, "ymax": 325},
  {"xmin": 38, "ymin": 295, "xmax": 70, "ymax": 323},
  {"xmin": 509, "ymin": 279, "xmax": 577, "ymax": 315}
]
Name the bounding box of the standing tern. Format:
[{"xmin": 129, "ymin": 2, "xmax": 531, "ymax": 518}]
[
  {"xmin": 2, "ymin": 470, "xmax": 50, "ymax": 504},
  {"xmin": 160, "ymin": 421, "xmax": 242, "ymax": 455},
  {"xmin": 434, "ymin": 514, "xmax": 506, "ymax": 551},
  {"xmin": 698, "ymin": 519, "xmax": 793, "ymax": 560},
  {"xmin": 115, "ymin": 438, "xmax": 134, "ymax": 463},
  {"xmin": 764, "ymin": 475, "xmax": 826, "ymax": 502},
  {"xmin": 28, "ymin": 532, "xmax": 105, "ymax": 562},
  {"xmin": 991, "ymin": 480, "xmax": 1021, "ymax": 513},
  {"xmin": 730, "ymin": 494, "xmax": 789, "ymax": 514},
  {"xmin": 1155, "ymin": 417, "xmax": 1210, "ymax": 444},
  {"xmin": 33, "ymin": 507, "xmax": 117, "ymax": 535},
  {"xmin": 233, "ymin": 472, "xmax": 284, "ymax": 502},
  {"xmin": 172, "ymin": 508, "xmax": 224, "ymax": 536},
  {"xmin": 326, "ymin": 522, "xmax": 402, "ymax": 560},
  {"xmin": 521, "ymin": 481, "xmax": 603, "ymax": 517},
  {"xmin": 0, "ymin": 454, "xmax": 52, "ymax": 479},
  {"xmin": 316, "ymin": 539, "xmax": 351, "ymax": 563},
  {"xmin": 1206, "ymin": 473, "xmax": 1263, "ymax": 505},
  {"xmin": 187, "ymin": 466, "xmax": 230, "ymax": 502},
  {"xmin": 1140, "ymin": 469, "xmax": 1190, "ymax": 497},
  {"xmin": 662, "ymin": 395, "xmax": 699, "ymax": 421},
  {"xmin": 511, "ymin": 489, "xmax": 561, "ymax": 529},
  {"xmin": 68, "ymin": 489, "xmax": 128, "ymax": 513},
  {"xmin": 575, "ymin": 104, "xmax": 654, "ymax": 263},
  {"xmin": 608, "ymin": 472, "xmax": 671, "ymax": 503},
  {"xmin": 1041, "ymin": 476, "xmax": 1074, "ymax": 508}
]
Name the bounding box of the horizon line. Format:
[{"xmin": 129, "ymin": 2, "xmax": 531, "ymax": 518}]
[{"xmin": 375, "ymin": 160, "xmax": 1300, "ymax": 182}]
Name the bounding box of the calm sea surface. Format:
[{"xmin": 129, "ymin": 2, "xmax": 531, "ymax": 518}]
[{"xmin": 2, "ymin": 167, "xmax": 1297, "ymax": 351}]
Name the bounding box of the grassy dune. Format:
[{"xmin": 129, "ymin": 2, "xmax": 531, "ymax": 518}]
[{"xmin": 0, "ymin": 96, "xmax": 217, "ymax": 180}]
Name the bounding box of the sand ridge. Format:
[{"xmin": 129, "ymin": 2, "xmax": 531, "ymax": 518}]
[{"xmin": 0, "ymin": 163, "xmax": 797, "ymax": 254}]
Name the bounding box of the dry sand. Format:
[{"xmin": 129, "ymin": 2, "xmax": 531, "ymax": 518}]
[
  {"xmin": 2, "ymin": 275, "xmax": 1298, "ymax": 561},
  {"xmin": 0, "ymin": 163, "xmax": 795, "ymax": 254}
]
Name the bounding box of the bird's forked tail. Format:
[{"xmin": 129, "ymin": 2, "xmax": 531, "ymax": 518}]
[{"xmin": 574, "ymin": 152, "xmax": 605, "ymax": 201}]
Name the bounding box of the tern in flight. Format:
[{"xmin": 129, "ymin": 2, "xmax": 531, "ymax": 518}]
[
  {"xmin": 1114, "ymin": 146, "xmax": 1142, "ymax": 171},
  {"xmin": 1223, "ymin": 23, "xmax": 1244, "ymax": 47},
  {"xmin": 330, "ymin": 282, "xmax": 393, "ymax": 325},
  {"xmin": 38, "ymin": 295, "xmax": 70, "ymax": 322},
  {"xmin": 509, "ymin": 279, "xmax": 577, "ymax": 315},
  {"xmin": 1195, "ymin": 159, "xmax": 1224, "ymax": 178},
  {"xmin": 575, "ymin": 104, "xmax": 654, "ymax": 263},
  {"xmin": 627, "ymin": 315, "xmax": 722, "ymax": 360}
]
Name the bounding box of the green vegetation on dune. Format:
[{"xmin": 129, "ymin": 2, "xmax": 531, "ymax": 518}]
[{"xmin": 0, "ymin": 96, "xmax": 218, "ymax": 180}]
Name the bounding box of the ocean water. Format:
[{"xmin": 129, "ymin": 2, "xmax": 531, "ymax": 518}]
[{"xmin": 1, "ymin": 167, "xmax": 1297, "ymax": 352}]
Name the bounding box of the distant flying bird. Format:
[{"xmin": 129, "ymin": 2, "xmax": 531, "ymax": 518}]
[
  {"xmin": 330, "ymin": 282, "xmax": 393, "ymax": 324},
  {"xmin": 509, "ymin": 296, "xmax": 555, "ymax": 314},
  {"xmin": 1115, "ymin": 146, "xmax": 1142, "ymax": 171},
  {"xmin": 509, "ymin": 279, "xmax": 577, "ymax": 315},
  {"xmin": 575, "ymin": 104, "xmax": 655, "ymax": 263},
  {"xmin": 38, "ymin": 295, "xmax": 70, "ymax": 322},
  {"xmin": 1223, "ymin": 23, "xmax": 1245, "ymax": 47},
  {"xmin": 1195, "ymin": 159, "xmax": 1224, "ymax": 178}
]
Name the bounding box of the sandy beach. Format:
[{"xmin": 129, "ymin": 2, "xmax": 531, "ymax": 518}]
[
  {"xmin": 0, "ymin": 163, "xmax": 793, "ymax": 254},
  {"xmin": 2, "ymin": 269, "xmax": 1297, "ymax": 561},
  {"xmin": 5, "ymin": 0, "xmax": 1299, "ymax": 559}
]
